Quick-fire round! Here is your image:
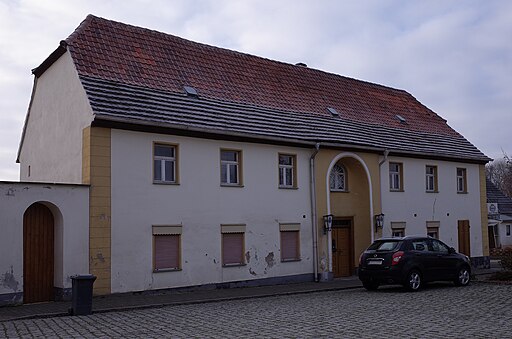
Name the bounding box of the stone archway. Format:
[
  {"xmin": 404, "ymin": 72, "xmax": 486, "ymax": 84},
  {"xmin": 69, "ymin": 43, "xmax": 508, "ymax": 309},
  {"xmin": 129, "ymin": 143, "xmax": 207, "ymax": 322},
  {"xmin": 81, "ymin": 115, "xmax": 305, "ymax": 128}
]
[{"xmin": 23, "ymin": 202, "xmax": 55, "ymax": 303}]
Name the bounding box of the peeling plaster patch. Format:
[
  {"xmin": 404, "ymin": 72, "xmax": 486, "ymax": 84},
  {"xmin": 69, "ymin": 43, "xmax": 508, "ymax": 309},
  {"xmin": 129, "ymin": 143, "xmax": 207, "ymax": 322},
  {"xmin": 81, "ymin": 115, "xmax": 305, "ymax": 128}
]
[
  {"xmin": 254, "ymin": 252, "xmax": 258, "ymax": 261},
  {"xmin": 213, "ymin": 259, "xmax": 217, "ymax": 264},
  {"xmin": 265, "ymin": 252, "xmax": 275, "ymax": 268},
  {"xmin": 1, "ymin": 266, "xmax": 19, "ymax": 292},
  {"xmin": 6, "ymin": 188, "xmax": 15, "ymax": 196},
  {"xmin": 249, "ymin": 268, "xmax": 257, "ymax": 276},
  {"xmin": 205, "ymin": 253, "xmax": 208, "ymax": 256},
  {"xmin": 43, "ymin": 186, "xmax": 52, "ymax": 189},
  {"xmin": 245, "ymin": 251, "xmax": 251, "ymax": 263}
]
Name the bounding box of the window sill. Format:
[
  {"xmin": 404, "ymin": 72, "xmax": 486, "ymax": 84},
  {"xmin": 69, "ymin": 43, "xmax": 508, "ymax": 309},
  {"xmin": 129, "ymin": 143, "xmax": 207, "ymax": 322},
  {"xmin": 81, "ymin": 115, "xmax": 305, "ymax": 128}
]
[
  {"xmin": 330, "ymin": 190, "xmax": 350, "ymax": 193},
  {"xmin": 457, "ymin": 191, "xmax": 468, "ymax": 194},
  {"xmin": 281, "ymin": 258, "xmax": 301, "ymax": 262},
  {"xmin": 220, "ymin": 184, "xmax": 244, "ymax": 188},
  {"xmin": 222, "ymin": 263, "xmax": 246, "ymax": 267},
  {"xmin": 153, "ymin": 268, "xmax": 182, "ymax": 273},
  {"xmin": 153, "ymin": 181, "xmax": 179, "ymax": 185},
  {"xmin": 426, "ymin": 190, "xmax": 439, "ymax": 193},
  {"xmin": 390, "ymin": 189, "xmax": 404, "ymax": 192},
  {"xmin": 279, "ymin": 186, "xmax": 298, "ymax": 190}
]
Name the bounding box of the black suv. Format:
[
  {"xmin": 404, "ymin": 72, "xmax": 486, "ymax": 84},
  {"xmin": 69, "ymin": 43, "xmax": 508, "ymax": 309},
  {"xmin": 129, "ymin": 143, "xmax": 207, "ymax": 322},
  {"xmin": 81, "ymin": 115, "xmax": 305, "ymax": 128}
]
[{"xmin": 358, "ymin": 236, "xmax": 471, "ymax": 291}]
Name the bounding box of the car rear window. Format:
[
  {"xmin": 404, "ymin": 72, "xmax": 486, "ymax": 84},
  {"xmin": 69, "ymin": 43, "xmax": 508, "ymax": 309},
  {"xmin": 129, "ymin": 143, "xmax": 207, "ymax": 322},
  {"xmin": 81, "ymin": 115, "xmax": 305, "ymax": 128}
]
[{"xmin": 368, "ymin": 240, "xmax": 401, "ymax": 251}]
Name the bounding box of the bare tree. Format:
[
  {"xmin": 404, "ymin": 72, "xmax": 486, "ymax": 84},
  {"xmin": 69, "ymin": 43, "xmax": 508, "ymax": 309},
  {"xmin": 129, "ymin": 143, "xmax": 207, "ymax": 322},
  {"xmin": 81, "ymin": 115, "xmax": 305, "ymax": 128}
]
[{"xmin": 486, "ymin": 153, "xmax": 512, "ymax": 197}]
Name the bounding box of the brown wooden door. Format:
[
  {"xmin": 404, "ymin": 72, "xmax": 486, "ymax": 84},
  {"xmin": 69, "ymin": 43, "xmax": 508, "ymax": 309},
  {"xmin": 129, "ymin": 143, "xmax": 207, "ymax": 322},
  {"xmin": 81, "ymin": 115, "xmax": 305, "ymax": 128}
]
[
  {"xmin": 23, "ymin": 203, "xmax": 54, "ymax": 303},
  {"xmin": 457, "ymin": 220, "xmax": 471, "ymax": 256},
  {"xmin": 332, "ymin": 227, "xmax": 352, "ymax": 277}
]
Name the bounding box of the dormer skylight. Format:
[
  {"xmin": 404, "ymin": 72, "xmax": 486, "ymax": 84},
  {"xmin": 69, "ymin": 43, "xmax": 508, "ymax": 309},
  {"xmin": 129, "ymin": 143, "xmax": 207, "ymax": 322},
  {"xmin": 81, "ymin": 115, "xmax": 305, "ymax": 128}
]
[
  {"xmin": 183, "ymin": 85, "xmax": 198, "ymax": 97},
  {"xmin": 327, "ymin": 107, "xmax": 339, "ymax": 117},
  {"xmin": 396, "ymin": 114, "xmax": 407, "ymax": 124}
]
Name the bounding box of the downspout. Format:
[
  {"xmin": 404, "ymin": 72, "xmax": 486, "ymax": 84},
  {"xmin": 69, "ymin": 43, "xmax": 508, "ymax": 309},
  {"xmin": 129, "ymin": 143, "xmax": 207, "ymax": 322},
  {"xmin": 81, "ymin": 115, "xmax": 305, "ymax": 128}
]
[
  {"xmin": 377, "ymin": 149, "xmax": 390, "ymax": 242},
  {"xmin": 310, "ymin": 143, "xmax": 321, "ymax": 282}
]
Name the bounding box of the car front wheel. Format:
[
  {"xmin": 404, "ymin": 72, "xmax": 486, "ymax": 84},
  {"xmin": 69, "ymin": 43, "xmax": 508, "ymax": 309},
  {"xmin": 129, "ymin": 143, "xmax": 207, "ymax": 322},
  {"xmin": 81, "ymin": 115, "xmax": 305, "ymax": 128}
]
[
  {"xmin": 454, "ymin": 267, "xmax": 471, "ymax": 286},
  {"xmin": 404, "ymin": 270, "xmax": 422, "ymax": 292}
]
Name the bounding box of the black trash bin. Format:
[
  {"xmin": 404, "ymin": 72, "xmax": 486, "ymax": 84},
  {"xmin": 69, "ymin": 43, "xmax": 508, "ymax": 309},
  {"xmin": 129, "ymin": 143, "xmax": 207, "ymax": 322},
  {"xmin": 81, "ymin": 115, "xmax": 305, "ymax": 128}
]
[{"xmin": 70, "ymin": 274, "xmax": 96, "ymax": 316}]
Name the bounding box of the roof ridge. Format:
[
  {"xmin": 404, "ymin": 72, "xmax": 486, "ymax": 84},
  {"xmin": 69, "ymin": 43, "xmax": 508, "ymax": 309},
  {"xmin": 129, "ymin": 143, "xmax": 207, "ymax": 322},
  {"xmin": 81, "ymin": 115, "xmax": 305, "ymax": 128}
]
[{"xmin": 67, "ymin": 15, "xmax": 410, "ymax": 96}]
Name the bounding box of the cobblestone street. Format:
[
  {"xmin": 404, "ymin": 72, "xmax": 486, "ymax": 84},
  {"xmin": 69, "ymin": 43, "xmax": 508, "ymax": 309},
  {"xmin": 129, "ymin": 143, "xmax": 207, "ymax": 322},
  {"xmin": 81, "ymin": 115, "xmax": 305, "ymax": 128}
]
[{"xmin": 1, "ymin": 283, "xmax": 511, "ymax": 338}]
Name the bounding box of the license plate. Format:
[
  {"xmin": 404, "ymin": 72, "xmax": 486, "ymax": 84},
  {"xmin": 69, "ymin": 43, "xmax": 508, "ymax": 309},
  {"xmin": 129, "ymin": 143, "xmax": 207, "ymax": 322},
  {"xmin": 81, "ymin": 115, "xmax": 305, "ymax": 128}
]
[{"xmin": 368, "ymin": 260, "xmax": 382, "ymax": 265}]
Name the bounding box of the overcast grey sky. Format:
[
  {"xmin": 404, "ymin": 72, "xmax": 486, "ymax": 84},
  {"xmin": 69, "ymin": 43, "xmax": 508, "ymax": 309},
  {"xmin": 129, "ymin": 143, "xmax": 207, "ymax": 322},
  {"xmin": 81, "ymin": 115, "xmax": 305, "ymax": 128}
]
[{"xmin": 0, "ymin": 0, "xmax": 510, "ymax": 180}]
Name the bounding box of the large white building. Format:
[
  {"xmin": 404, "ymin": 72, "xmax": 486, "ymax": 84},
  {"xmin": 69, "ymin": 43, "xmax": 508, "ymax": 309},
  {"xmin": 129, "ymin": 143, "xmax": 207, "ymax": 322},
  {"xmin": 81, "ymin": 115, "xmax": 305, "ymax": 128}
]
[{"xmin": 0, "ymin": 15, "xmax": 490, "ymax": 305}]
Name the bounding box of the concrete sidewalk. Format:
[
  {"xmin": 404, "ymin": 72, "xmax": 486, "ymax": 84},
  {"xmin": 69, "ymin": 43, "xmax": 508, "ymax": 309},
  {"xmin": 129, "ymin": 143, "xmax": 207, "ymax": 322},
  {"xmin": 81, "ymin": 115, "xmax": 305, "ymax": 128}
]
[
  {"xmin": 0, "ymin": 277, "xmax": 362, "ymax": 322},
  {"xmin": 0, "ymin": 265, "xmax": 501, "ymax": 323}
]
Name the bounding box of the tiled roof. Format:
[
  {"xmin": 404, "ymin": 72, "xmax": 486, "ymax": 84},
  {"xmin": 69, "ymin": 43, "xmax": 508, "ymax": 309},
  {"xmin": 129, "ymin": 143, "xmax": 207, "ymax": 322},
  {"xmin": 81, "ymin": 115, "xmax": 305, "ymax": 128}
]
[
  {"xmin": 42, "ymin": 14, "xmax": 488, "ymax": 162},
  {"xmin": 487, "ymin": 179, "xmax": 512, "ymax": 216},
  {"xmin": 81, "ymin": 76, "xmax": 488, "ymax": 162}
]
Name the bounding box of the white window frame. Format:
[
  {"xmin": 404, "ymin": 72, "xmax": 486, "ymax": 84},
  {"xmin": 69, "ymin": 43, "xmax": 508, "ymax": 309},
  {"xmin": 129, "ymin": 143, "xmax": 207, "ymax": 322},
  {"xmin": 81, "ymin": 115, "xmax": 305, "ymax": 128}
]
[
  {"xmin": 279, "ymin": 154, "xmax": 296, "ymax": 188},
  {"xmin": 457, "ymin": 168, "xmax": 467, "ymax": 193},
  {"xmin": 220, "ymin": 150, "xmax": 241, "ymax": 186},
  {"xmin": 330, "ymin": 163, "xmax": 347, "ymax": 192},
  {"xmin": 389, "ymin": 162, "xmax": 402, "ymax": 191},
  {"xmin": 153, "ymin": 143, "xmax": 177, "ymax": 184},
  {"xmin": 426, "ymin": 165, "xmax": 437, "ymax": 192},
  {"xmin": 507, "ymin": 224, "xmax": 511, "ymax": 237}
]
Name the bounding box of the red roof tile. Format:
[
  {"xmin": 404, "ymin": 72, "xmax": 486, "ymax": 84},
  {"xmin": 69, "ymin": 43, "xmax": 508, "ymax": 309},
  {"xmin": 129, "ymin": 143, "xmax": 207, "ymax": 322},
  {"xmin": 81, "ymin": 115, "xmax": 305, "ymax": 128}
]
[{"xmin": 65, "ymin": 15, "xmax": 459, "ymax": 137}]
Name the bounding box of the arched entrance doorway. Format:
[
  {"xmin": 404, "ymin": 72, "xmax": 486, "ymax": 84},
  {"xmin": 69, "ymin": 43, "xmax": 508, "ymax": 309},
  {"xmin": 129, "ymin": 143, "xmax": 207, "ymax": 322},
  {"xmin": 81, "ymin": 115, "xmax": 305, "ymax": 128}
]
[
  {"xmin": 23, "ymin": 202, "xmax": 55, "ymax": 303},
  {"xmin": 325, "ymin": 153, "xmax": 373, "ymax": 278}
]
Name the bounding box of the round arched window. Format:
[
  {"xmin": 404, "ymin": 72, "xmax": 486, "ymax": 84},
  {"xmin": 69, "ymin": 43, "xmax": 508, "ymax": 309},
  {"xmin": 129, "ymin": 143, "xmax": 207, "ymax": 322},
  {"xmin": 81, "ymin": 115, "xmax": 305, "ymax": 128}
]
[{"xmin": 330, "ymin": 164, "xmax": 347, "ymax": 191}]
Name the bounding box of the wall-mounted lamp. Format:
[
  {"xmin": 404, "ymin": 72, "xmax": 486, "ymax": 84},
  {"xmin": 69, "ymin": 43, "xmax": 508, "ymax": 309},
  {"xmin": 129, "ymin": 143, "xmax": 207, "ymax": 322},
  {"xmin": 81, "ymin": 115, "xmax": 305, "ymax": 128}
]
[
  {"xmin": 323, "ymin": 214, "xmax": 333, "ymax": 234},
  {"xmin": 374, "ymin": 213, "xmax": 385, "ymax": 232}
]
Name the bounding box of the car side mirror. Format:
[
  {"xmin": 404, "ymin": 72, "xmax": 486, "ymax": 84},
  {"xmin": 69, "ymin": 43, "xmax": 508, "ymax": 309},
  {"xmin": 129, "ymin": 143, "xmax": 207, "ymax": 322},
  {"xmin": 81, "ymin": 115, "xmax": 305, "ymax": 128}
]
[{"xmin": 449, "ymin": 247, "xmax": 456, "ymax": 254}]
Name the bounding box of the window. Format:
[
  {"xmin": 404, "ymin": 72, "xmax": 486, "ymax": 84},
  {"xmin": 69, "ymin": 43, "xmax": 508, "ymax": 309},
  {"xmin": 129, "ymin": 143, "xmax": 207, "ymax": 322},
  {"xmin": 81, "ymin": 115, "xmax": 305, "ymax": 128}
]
[
  {"xmin": 389, "ymin": 162, "xmax": 403, "ymax": 191},
  {"xmin": 330, "ymin": 163, "xmax": 347, "ymax": 191},
  {"xmin": 507, "ymin": 225, "xmax": 511, "ymax": 237},
  {"xmin": 431, "ymin": 239, "xmax": 449, "ymax": 254},
  {"xmin": 426, "ymin": 221, "xmax": 439, "ymax": 239},
  {"xmin": 153, "ymin": 143, "xmax": 178, "ymax": 184},
  {"xmin": 425, "ymin": 165, "xmax": 438, "ymax": 192},
  {"xmin": 391, "ymin": 222, "xmax": 406, "ymax": 237},
  {"xmin": 153, "ymin": 226, "xmax": 182, "ymax": 271},
  {"xmin": 221, "ymin": 150, "xmax": 242, "ymax": 186},
  {"xmin": 221, "ymin": 224, "xmax": 245, "ymax": 266},
  {"xmin": 457, "ymin": 168, "xmax": 467, "ymax": 193},
  {"xmin": 279, "ymin": 154, "xmax": 297, "ymax": 188},
  {"xmin": 280, "ymin": 224, "xmax": 301, "ymax": 261}
]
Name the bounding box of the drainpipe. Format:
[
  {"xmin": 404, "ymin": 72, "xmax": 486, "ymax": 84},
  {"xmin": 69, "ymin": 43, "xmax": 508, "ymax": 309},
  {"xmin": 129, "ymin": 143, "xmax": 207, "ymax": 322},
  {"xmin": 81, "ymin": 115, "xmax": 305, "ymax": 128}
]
[
  {"xmin": 310, "ymin": 143, "xmax": 320, "ymax": 282},
  {"xmin": 377, "ymin": 149, "xmax": 389, "ymax": 242}
]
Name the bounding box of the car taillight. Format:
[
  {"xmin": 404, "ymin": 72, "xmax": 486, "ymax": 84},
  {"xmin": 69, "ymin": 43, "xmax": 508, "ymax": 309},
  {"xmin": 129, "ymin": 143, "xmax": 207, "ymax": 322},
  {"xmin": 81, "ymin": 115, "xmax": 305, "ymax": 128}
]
[{"xmin": 391, "ymin": 251, "xmax": 404, "ymax": 265}]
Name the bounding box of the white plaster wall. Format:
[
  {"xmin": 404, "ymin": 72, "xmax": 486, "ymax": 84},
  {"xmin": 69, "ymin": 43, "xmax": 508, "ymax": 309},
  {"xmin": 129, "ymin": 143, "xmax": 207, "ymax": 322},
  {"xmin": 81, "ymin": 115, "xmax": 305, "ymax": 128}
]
[
  {"xmin": 18, "ymin": 51, "xmax": 93, "ymax": 183},
  {"xmin": 380, "ymin": 157, "xmax": 484, "ymax": 257},
  {"xmin": 111, "ymin": 130, "xmax": 314, "ymax": 293},
  {"xmin": 0, "ymin": 182, "xmax": 89, "ymax": 296},
  {"xmin": 499, "ymin": 223, "xmax": 512, "ymax": 248}
]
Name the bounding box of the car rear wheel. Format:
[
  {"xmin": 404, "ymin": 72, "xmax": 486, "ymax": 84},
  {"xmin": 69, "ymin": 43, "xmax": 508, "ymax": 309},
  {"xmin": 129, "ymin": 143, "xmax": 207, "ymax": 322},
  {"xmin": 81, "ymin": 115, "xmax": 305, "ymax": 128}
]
[
  {"xmin": 454, "ymin": 266, "xmax": 471, "ymax": 286},
  {"xmin": 404, "ymin": 270, "xmax": 422, "ymax": 292},
  {"xmin": 362, "ymin": 281, "xmax": 379, "ymax": 291}
]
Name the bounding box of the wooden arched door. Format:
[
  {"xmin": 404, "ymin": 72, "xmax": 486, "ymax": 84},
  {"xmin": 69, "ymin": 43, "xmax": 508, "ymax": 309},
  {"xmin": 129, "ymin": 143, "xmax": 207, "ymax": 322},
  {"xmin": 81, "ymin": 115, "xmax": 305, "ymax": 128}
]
[{"xmin": 23, "ymin": 203, "xmax": 54, "ymax": 303}]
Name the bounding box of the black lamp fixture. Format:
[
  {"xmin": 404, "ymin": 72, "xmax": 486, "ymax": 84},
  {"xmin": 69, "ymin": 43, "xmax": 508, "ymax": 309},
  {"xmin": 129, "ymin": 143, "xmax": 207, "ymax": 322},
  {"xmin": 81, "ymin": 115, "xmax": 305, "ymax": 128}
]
[
  {"xmin": 374, "ymin": 213, "xmax": 385, "ymax": 232},
  {"xmin": 323, "ymin": 214, "xmax": 333, "ymax": 234}
]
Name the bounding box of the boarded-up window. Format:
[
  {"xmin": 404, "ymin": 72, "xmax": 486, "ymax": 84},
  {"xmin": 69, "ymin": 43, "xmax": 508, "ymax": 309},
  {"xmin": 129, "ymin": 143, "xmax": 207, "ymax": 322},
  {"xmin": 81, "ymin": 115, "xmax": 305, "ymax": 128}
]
[
  {"xmin": 153, "ymin": 225, "xmax": 182, "ymax": 271},
  {"xmin": 222, "ymin": 233, "xmax": 244, "ymax": 266}
]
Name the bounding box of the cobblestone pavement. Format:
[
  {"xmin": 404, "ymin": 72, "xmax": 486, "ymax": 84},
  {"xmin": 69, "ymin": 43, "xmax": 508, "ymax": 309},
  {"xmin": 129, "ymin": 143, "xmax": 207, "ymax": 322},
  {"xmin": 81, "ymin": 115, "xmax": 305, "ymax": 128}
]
[{"xmin": 1, "ymin": 283, "xmax": 511, "ymax": 338}]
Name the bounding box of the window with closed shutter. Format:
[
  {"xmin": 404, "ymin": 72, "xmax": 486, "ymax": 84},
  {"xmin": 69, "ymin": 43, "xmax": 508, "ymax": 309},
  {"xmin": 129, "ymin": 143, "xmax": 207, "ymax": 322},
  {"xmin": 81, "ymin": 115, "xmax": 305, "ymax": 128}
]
[
  {"xmin": 154, "ymin": 234, "xmax": 180, "ymax": 270},
  {"xmin": 222, "ymin": 233, "xmax": 244, "ymax": 266},
  {"xmin": 281, "ymin": 230, "xmax": 300, "ymax": 261}
]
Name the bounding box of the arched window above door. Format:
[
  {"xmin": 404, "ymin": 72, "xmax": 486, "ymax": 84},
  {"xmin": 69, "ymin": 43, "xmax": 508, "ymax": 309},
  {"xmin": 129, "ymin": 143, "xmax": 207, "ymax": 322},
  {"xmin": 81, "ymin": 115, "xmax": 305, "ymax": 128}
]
[{"xmin": 330, "ymin": 164, "xmax": 347, "ymax": 191}]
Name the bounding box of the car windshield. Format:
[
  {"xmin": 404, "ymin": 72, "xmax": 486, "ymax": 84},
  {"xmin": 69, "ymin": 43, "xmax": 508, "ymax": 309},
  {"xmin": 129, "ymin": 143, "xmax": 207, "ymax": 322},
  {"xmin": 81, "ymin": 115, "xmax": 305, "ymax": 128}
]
[{"xmin": 368, "ymin": 240, "xmax": 401, "ymax": 251}]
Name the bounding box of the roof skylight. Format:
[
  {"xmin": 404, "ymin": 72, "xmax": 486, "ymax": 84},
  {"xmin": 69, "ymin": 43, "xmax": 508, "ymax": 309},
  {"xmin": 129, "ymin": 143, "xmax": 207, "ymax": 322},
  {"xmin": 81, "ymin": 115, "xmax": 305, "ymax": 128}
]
[
  {"xmin": 327, "ymin": 107, "xmax": 339, "ymax": 117},
  {"xmin": 183, "ymin": 85, "xmax": 198, "ymax": 97},
  {"xmin": 396, "ymin": 114, "xmax": 407, "ymax": 124}
]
